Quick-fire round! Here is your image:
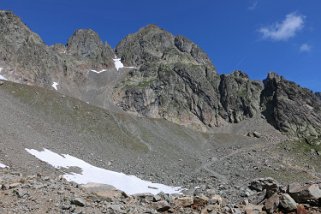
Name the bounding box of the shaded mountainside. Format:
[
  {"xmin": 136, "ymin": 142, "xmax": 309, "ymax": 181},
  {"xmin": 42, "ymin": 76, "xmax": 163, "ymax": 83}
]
[
  {"xmin": 316, "ymin": 92, "xmax": 321, "ymax": 100},
  {"xmin": 114, "ymin": 25, "xmax": 222, "ymax": 130},
  {"xmin": 0, "ymin": 10, "xmax": 321, "ymax": 139},
  {"xmin": 261, "ymin": 73, "xmax": 321, "ymax": 138}
]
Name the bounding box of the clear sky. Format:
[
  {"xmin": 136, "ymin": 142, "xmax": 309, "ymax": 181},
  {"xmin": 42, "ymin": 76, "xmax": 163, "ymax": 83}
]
[{"xmin": 1, "ymin": 0, "xmax": 321, "ymax": 91}]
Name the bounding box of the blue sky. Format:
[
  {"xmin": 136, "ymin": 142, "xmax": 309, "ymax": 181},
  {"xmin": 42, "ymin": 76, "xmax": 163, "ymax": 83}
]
[{"xmin": 1, "ymin": 0, "xmax": 321, "ymax": 91}]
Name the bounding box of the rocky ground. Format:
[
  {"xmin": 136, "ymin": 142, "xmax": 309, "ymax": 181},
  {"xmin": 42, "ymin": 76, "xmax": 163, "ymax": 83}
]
[
  {"xmin": 1, "ymin": 80, "xmax": 321, "ymax": 208},
  {"xmin": 1, "ymin": 168, "xmax": 321, "ymax": 214}
]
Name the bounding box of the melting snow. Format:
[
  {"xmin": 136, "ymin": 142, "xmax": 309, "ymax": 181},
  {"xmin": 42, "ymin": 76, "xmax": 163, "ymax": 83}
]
[
  {"xmin": 0, "ymin": 162, "xmax": 7, "ymax": 168},
  {"xmin": 0, "ymin": 75, "xmax": 7, "ymax": 81},
  {"xmin": 90, "ymin": 69, "xmax": 107, "ymax": 74},
  {"xmin": 113, "ymin": 58, "xmax": 124, "ymax": 71},
  {"xmin": 25, "ymin": 148, "xmax": 182, "ymax": 195},
  {"xmin": 52, "ymin": 82, "xmax": 59, "ymax": 90},
  {"xmin": 0, "ymin": 67, "xmax": 7, "ymax": 80}
]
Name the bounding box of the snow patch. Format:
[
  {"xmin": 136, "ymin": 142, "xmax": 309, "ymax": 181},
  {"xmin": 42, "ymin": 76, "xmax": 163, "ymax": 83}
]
[
  {"xmin": 0, "ymin": 162, "xmax": 8, "ymax": 168},
  {"xmin": 25, "ymin": 148, "xmax": 182, "ymax": 195},
  {"xmin": 0, "ymin": 75, "xmax": 7, "ymax": 80},
  {"xmin": 52, "ymin": 82, "xmax": 59, "ymax": 90},
  {"xmin": 0, "ymin": 67, "xmax": 7, "ymax": 80},
  {"xmin": 90, "ymin": 69, "xmax": 107, "ymax": 74},
  {"xmin": 113, "ymin": 58, "xmax": 124, "ymax": 71}
]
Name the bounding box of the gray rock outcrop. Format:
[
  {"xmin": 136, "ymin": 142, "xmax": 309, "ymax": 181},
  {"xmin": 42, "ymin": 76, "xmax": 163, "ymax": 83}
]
[
  {"xmin": 114, "ymin": 25, "xmax": 223, "ymax": 130},
  {"xmin": 316, "ymin": 92, "xmax": 321, "ymax": 101},
  {"xmin": 219, "ymin": 71, "xmax": 263, "ymax": 123},
  {"xmin": 0, "ymin": 10, "xmax": 62, "ymax": 86},
  {"xmin": 66, "ymin": 29, "xmax": 115, "ymax": 69},
  {"xmin": 261, "ymin": 72, "xmax": 321, "ymax": 138}
]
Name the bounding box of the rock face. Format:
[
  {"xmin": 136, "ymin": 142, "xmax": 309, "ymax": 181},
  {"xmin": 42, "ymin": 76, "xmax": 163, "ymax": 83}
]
[
  {"xmin": 219, "ymin": 71, "xmax": 263, "ymax": 123},
  {"xmin": 114, "ymin": 25, "xmax": 223, "ymax": 130},
  {"xmin": 66, "ymin": 29, "xmax": 115, "ymax": 69},
  {"xmin": 0, "ymin": 10, "xmax": 121, "ymax": 111},
  {"xmin": 113, "ymin": 25, "xmax": 265, "ymax": 130},
  {"xmin": 316, "ymin": 92, "xmax": 321, "ymax": 101},
  {"xmin": 261, "ymin": 73, "xmax": 321, "ymax": 138},
  {"xmin": 0, "ymin": 11, "xmax": 62, "ymax": 85},
  {"xmin": 1, "ymin": 10, "xmax": 321, "ymax": 138}
]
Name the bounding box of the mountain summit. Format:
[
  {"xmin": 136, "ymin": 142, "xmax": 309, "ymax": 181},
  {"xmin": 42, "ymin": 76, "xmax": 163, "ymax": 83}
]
[{"xmin": 0, "ymin": 10, "xmax": 320, "ymax": 139}]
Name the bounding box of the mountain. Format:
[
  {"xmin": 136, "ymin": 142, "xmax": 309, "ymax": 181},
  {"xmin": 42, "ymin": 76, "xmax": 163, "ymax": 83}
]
[
  {"xmin": 261, "ymin": 73, "xmax": 321, "ymax": 138},
  {"xmin": 316, "ymin": 92, "xmax": 321, "ymax": 100},
  {"xmin": 1, "ymin": 11, "xmax": 321, "ymax": 211},
  {"xmin": 1, "ymin": 10, "xmax": 321, "ymax": 140}
]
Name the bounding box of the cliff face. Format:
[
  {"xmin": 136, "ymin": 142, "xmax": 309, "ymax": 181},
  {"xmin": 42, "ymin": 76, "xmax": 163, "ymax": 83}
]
[
  {"xmin": 1, "ymin": 11, "xmax": 321, "ymax": 138},
  {"xmin": 261, "ymin": 73, "xmax": 321, "ymax": 138},
  {"xmin": 0, "ymin": 10, "xmax": 120, "ymax": 110},
  {"xmin": 113, "ymin": 26, "xmax": 268, "ymax": 130},
  {"xmin": 0, "ymin": 11, "xmax": 62, "ymax": 85},
  {"xmin": 114, "ymin": 25, "xmax": 223, "ymax": 130},
  {"xmin": 219, "ymin": 71, "xmax": 263, "ymax": 123},
  {"xmin": 316, "ymin": 92, "xmax": 321, "ymax": 101}
]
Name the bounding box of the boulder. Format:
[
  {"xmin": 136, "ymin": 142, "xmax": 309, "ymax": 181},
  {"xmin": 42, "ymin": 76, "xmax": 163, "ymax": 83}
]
[
  {"xmin": 244, "ymin": 204, "xmax": 263, "ymax": 214},
  {"xmin": 288, "ymin": 183, "xmax": 321, "ymax": 204},
  {"xmin": 82, "ymin": 183, "xmax": 127, "ymax": 201},
  {"xmin": 249, "ymin": 177, "xmax": 279, "ymax": 197},
  {"xmin": 264, "ymin": 193, "xmax": 279, "ymax": 214},
  {"xmin": 174, "ymin": 196, "xmax": 194, "ymax": 207},
  {"xmin": 152, "ymin": 200, "xmax": 171, "ymax": 212},
  {"xmin": 192, "ymin": 195, "xmax": 209, "ymax": 208},
  {"xmin": 70, "ymin": 197, "xmax": 86, "ymax": 207},
  {"xmin": 279, "ymin": 193, "xmax": 297, "ymax": 212}
]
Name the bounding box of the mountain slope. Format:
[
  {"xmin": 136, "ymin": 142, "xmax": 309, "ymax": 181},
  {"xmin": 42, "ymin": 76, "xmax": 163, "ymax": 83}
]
[
  {"xmin": 7, "ymin": 80, "xmax": 319, "ymax": 200},
  {"xmin": 1, "ymin": 10, "xmax": 321, "ymax": 139}
]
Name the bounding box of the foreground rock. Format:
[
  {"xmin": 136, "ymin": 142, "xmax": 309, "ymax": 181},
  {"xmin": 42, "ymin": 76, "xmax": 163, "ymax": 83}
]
[
  {"xmin": 247, "ymin": 177, "xmax": 321, "ymax": 213},
  {"xmin": 1, "ymin": 168, "xmax": 321, "ymax": 213}
]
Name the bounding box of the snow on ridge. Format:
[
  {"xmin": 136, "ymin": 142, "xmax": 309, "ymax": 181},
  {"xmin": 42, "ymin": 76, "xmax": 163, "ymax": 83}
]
[
  {"xmin": 52, "ymin": 82, "xmax": 59, "ymax": 90},
  {"xmin": 113, "ymin": 58, "xmax": 124, "ymax": 71},
  {"xmin": 0, "ymin": 75, "xmax": 7, "ymax": 81},
  {"xmin": 0, "ymin": 162, "xmax": 8, "ymax": 168},
  {"xmin": 25, "ymin": 148, "xmax": 182, "ymax": 195},
  {"xmin": 90, "ymin": 69, "xmax": 107, "ymax": 74}
]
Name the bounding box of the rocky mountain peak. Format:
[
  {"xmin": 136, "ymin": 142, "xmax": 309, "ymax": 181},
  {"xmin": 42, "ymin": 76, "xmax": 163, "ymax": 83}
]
[
  {"xmin": 115, "ymin": 24, "xmax": 215, "ymax": 72},
  {"xmin": 0, "ymin": 10, "xmax": 44, "ymax": 49},
  {"xmin": 219, "ymin": 70, "xmax": 262, "ymax": 123},
  {"xmin": 266, "ymin": 72, "xmax": 283, "ymax": 83},
  {"xmin": 113, "ymin": 25, "xmax": 223, "ymax": 130},
  {"xmin": 0, "ymin": 10, "xmax": 60, "ymax": 85},
  {"xmin": 261, "ymin": 73, "xmax": 321, "ymax": 138},
  {"xmin": 174, "ymin": 35, "xmax": 214, "ymax": 70},
  {"xmin": 115, "ymin": 24, "xmax": 174, "ymax": 66},
  {"xmin": 316, "ymin": 92, "xmax": 321, "ymax": 100},
  {"xmin": 66, "ymin": 29, "xmax": 114, "ymax": 67},
  {"xmin": 1, "ymin": 10, "xmax": 321, "ymax": 139}
]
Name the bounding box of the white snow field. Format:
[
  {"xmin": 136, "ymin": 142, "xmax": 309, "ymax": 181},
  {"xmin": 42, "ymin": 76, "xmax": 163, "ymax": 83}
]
[
  {"xmin": 25, "ymin": 148, "xmax": 182, "ymax": 195},
  {"xmin": 0, "ymin": 162, "xmax": 8, "ymax": 168}
]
